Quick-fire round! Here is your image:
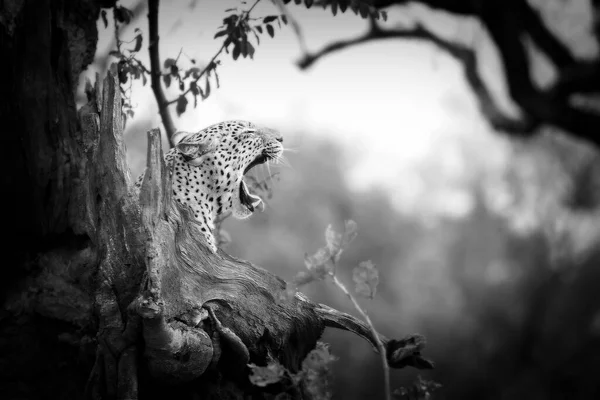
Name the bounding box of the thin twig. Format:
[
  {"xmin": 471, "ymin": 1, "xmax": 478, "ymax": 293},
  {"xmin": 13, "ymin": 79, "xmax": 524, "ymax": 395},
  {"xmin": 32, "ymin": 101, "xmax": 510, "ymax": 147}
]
[
  {"xmin": 331, "ymin": 274, "xmax": 391, "ymax": 400},
  {"xmin": 148, "ymin": 0, "xmax": 178, "ymax": 142}
]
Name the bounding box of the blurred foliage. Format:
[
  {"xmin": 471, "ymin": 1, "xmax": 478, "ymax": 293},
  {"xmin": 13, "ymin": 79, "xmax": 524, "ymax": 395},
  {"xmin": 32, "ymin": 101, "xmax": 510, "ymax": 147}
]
[
  {"xmin": 248, "ymin": 342, "xmax": 336, "ymax": 399},
  {"xmin": 217, "ymin": 130, "xmax": 600, "ymax": 399}
]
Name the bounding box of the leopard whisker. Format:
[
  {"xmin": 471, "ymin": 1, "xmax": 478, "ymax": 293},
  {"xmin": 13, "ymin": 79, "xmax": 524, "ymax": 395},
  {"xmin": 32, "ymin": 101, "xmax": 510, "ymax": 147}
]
[
  {"xmin": 275, "ymin": 154, "xmax": 293, "ymax": 170},
  {"xmin": 266, "ymin": 160, "xmax": 275, "ymax": 190}
]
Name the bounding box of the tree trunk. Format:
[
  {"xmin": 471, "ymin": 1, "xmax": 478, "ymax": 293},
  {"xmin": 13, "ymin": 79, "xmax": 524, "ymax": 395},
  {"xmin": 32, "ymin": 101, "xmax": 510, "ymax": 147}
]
[{"xmin": 0, "ymin": 2, "xmax": 430, "ymax": 399}]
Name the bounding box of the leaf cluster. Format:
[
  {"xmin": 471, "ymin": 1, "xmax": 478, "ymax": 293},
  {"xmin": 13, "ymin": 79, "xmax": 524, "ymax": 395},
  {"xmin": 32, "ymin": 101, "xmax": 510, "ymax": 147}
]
[
  {"xmin": 103, "ymin": 5, "xmax": 148, "ymax": 125},
  {"xmin": 161, "ymin": 5, "xmax": 289, "ymax": 117},
  {"xmin": 214, "ymin": 8, "xmax": 289, "ymax": 61},
  {"xmin": 249, "ymin": 342, "xmax": 336, "ymax": 400},
  {"xmin": 282, "ymin": 0, "xmax": 388, "ymax": 21},
  {"xmin": 163, "ymin": 55, "xmax": 219, "ymax": 116},
  {"xmin": 284, "ymin": 220, "xmax": 379, "ymax": 301}
]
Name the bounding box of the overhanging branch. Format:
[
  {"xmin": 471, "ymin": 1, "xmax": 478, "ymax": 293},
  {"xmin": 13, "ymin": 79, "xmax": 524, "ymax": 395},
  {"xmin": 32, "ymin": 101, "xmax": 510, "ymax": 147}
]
[
  {"xmin": 297, "ymin": 21, "xmax": 535, "ymax": 133},
  {"xmin": 298, "ymin": 0, "xmax": 600, "ymax": 148},
  {"xmin": 479, "ymin": 1, "xmax": 600, "ymax": 146}
]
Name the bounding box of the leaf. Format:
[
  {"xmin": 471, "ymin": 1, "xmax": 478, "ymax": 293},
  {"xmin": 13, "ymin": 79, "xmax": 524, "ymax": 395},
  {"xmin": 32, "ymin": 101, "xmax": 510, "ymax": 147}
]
[
  {"xmin": 302, "ymin": 342, "xmax": 336, "ymax": 400},
  {"xmin": 246, "ymin": 41, "xmax": 255, "ymax": 59},
  {"xmin": 101, "ymin": 10, "xmax": 108, "ymax": 28},
  {"xmin": 263, "ymin": 15, "xmax": 278, "ymax": 23},
  {"xmin": 339, "ymin": 1, "xmax": 348, "ymax": 13},
  {"xmin": 164, "ymin": 58, "xmax": 177, "ymax": 69},
  {"xmin": 131, "ymin": 64, "xmax": 141, "ymax": 79},
  {"xmin": 248, "ymin": 362, "xmax": 286, "ymax": 387},
  {"xmin": 293, "ymin": 270, "xmax": 316, "ymax": 287},
  {"xmin": 304, "ymin": 247, "xmax": 334, "ymax": 279},
  {"xmin": 331, "ymin": 1, "xmax": 338, "ymax": 16},
  {"xmin": 141, "ymin": 73, "xmax": 147, "ymax": 86},
  {"xmin": 114, "ymin": 6, "xmax": 134, "ymax": 24},
  {"xmin": 214, "ymin": 69, "xmax": 221, "ymax": 88},
  {"xmin": 323, "ymin": 221, "xmax": 357, "ymax": 262},
  {"xmin": 170, "ymin": 64, "xmax": 178, "ymax": 75},
  {"xmin": 240, "ymin": 39, "xmax": 248, "ymax": 58},
  {"xmin": 109, "ymin": 50, "xmax": 124, "ymax": 59},
  {"xmin": 214, "ymin": 29, "xmax": 228, "ymax": 39},
  {"xmin": 381, "ymin": 10, "xmax": 388, "ymax": 21},
  {"xmin": 302, "ymin": 342, "xmax": 336, "ymax": 371},
  {"xmin": 204, "ymin": 79, "xmax": 211, "ymax": 100},
  {"xmin": 359, "ymin": 3, "xmax": 369, "ymax": 18},
  {"xmin": 117, "ymin": 62, "xmax": 128, "ymax": 84},
  {"xmin": 387, "ymin": 334, "xmax": 434, "ymax": 370},
  {"xmin": 342, "ymin": 220, "xmax": 358, "ymax": 248},
  {"xmin": 266, "ymin": 24, "xmax": 275, "ymax": 38},
  {"xmin": 353, "ymin": 260, "xmax": 378, "ymax": 299},
  {"xmin": 179, "ymin": 80, "xmax": 184, "ymax": 91},
  {"xmin": 183, "ymin": 67, "xmax": 201, "ymax": 79},
  {"xmin": 132, "ymin": 34, "xmax": 142, "ymax": 52},
  {"xmin": 190, "ymin": 81, "xmax": 199, "ymax": 95},
  {"xmin": 255, "ymin": 25, "xmax": 263, "ymax": 34},
  {"xmin": 305, "ymin": 0, "xmax": 314, "ymax": 8},
  {"xmin": 176, "ymin": 95, "xmax": 188, "ymax": 116},
  {"xmin": 163, "ymin": 74, "xmax": 172, "ymax": 88},
  {"xmin": 232, "ymin": 43, "xmax": 241, "ymax": 60},
  {"xmin": 281, "ymin": 15, "xmax": 288, "ymax": 24},
  {"xmin": 325, "ymin": 224, "xmax": 343, "ymax": 255}
]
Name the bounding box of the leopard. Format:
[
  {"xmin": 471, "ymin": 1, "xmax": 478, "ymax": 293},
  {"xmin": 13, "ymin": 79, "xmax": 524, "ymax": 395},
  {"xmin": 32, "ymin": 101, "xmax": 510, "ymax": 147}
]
[{"xmin": 136, "ymin": 120, "xmax": 284, "ymax": 252}]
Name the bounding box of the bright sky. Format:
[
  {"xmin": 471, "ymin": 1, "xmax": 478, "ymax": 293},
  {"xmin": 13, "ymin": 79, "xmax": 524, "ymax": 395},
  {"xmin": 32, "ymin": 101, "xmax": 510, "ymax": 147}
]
[{"xmin": 89, "ymin": 0, "xmax": 518, "ymax": 218}]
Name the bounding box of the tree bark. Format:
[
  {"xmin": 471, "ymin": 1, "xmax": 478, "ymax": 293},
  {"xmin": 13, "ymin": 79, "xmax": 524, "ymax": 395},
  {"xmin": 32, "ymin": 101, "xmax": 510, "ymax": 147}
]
[{"xmin": 0, "ymin": 2, "xmax": 430, "ymax": 399}]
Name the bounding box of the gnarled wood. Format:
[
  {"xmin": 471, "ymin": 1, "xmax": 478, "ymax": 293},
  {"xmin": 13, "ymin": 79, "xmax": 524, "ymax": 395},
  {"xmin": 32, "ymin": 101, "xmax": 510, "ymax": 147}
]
[{"xmin": 0, "ymin": 1, "xmax": 431, "ymax": 395}]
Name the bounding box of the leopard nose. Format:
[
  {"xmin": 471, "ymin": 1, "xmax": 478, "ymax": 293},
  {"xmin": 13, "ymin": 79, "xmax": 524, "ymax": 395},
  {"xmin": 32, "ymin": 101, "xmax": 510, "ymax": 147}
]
[{"xmin": 259, "ymin": 127, "xmax": 283, "ymax": 143}]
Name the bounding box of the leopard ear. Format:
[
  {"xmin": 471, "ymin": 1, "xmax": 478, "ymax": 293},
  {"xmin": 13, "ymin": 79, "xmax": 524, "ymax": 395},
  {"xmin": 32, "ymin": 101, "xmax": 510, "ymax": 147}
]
[
  {"xmin": 172, "ymin": 130, "xmax": 217, "ymax": 164},
  {"xmin": 172, "ymin": 131, "xmax": 192, "ymax": 146}
]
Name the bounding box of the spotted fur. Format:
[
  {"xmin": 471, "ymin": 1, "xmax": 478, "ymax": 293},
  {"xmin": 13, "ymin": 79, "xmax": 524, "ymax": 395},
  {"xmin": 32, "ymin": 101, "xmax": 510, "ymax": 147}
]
[{"xmin": 136, "ymin": 120, "xmax": 283, "ymax": 252}]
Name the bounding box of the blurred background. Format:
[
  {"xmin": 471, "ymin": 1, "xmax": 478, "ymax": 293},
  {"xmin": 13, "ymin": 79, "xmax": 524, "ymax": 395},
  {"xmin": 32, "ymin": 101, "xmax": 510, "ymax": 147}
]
[{"xmin": 80, "ymin": 0, "xmax": 600, "ymax": 398}]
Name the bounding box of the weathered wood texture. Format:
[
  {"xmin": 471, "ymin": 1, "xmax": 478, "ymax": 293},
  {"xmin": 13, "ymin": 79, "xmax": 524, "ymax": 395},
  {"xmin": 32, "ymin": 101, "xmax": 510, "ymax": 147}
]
[
  {"xmin": 80, "ymin": 67, "xmax": 431, "ymax": 399},
  {"xmin": 0, "ymin": 2, "xmax": 431, "ymax": 398}
]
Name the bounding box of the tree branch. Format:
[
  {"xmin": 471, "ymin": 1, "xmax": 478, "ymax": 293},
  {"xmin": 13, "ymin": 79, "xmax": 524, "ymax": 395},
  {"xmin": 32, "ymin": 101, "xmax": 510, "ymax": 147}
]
[
  {"xmin": 479, "ymin": 1, "xmax": 600, "ymax": 146},
  {"xmin": 518, "ymin": 0, "xmax": 576, "ymax": 69},
  {"xmin": 299, "ymin": 0, "xmax": 600, "ymax": 147},
  {"xmin": 148, "ymin": 0, "xmax": 177, "ymax": 141},
  {"xmin": 298, "ymin": 22, "xmax": 534, "ymax": 133}
]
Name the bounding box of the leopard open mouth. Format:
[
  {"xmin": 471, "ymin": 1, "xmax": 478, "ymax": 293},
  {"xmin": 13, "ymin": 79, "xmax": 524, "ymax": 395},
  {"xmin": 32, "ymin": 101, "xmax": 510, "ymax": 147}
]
[{"xmin": 239, "ymin": 153, "xmax": 270, "ymax": 212}]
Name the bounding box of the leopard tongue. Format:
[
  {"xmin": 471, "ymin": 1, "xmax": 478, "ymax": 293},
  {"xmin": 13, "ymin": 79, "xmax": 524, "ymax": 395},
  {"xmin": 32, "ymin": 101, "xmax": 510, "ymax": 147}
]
[{"xmin": 239, "ymin": 179, "xmax": 263, "ymax": 212}]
